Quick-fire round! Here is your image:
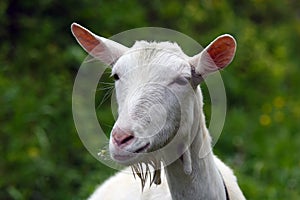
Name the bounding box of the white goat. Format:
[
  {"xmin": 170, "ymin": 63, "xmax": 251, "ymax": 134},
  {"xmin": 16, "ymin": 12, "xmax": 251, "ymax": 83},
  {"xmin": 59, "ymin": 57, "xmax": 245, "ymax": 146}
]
[{"xmin": 71, "ymin": 23, "xmax": 246, "ymax": 200}]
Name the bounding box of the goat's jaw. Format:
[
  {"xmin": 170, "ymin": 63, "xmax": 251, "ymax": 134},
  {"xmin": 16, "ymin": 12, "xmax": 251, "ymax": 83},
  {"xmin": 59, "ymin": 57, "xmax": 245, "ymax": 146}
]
[{"xmin": 109, "ymin": 141, "xmax": 151, "ymax": 165}]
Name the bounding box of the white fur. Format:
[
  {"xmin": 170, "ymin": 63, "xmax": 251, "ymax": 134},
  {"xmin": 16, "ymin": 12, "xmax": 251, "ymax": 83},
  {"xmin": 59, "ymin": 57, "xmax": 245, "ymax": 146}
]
[
  {"xmin": 71, "ymin": 23, "xmax": 245, "ymax": 200},
  {"xmin": 88, "ymin": 167, "xmax": 171, "ymax": 200},
  {"xmin": 88, "ymin": 155, "xmax": 245, "ymax": 200}
]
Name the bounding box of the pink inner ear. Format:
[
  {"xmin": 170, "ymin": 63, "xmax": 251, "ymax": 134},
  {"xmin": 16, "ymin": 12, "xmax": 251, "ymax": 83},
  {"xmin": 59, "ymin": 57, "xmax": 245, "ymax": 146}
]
[
  {"xmin": 207, "ymin": 35, "xmax": 236, "ymax": 69},
  {"xmin": 71, "ymin": 24, "xmax": 100, "ymax": 52}
]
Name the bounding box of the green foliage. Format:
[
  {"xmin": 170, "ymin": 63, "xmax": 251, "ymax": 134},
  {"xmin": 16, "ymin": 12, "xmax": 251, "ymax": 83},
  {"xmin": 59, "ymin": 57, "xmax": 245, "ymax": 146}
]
[{"xmin": 1, "ymin": 0, "xmax": 299, "ymax": 199}]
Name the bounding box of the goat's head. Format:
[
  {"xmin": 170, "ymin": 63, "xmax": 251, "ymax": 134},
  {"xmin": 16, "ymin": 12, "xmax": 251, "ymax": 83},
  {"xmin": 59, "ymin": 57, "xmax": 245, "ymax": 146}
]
[{"xmin": 71, "ymin": 23, "xmax": 236, "ymax": 169}]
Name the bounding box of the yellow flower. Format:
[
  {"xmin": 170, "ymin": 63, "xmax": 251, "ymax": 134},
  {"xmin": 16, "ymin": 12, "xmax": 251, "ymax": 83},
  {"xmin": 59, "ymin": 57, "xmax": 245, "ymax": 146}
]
[
  {"xmin": 262, "ymin": 103, "xmax": 272, "ymax": 113},
  {"xmin": 27, "ymin": 147, "xmax": 40, "ymax": 159},
  {"xmin": 260, "ymin": 114, "xmax": 271, "ymax": 126},
  {"xmin": 273, "ymin": 96, "xmax": 285, "ymax": 109}
]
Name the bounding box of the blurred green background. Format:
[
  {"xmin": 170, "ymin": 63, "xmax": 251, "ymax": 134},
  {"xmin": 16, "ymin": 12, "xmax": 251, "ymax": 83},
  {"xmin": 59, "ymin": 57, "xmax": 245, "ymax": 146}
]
[{"xmin": 1, "ymin": 0, "xmax": 300, "ymax": 199}]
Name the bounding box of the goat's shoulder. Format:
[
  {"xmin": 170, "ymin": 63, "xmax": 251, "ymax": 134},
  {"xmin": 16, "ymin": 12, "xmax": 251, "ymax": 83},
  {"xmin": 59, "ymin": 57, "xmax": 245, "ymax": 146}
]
[{"xmin": 214, "ymin": 155, "xmax": 246, "ymax": 200}]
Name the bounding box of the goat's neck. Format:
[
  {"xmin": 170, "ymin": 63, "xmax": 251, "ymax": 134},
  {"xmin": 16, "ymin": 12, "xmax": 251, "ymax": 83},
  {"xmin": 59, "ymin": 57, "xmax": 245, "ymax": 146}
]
[{"xmin": 164, "ymin": 89, "xmax": 226, "ymax": 200}]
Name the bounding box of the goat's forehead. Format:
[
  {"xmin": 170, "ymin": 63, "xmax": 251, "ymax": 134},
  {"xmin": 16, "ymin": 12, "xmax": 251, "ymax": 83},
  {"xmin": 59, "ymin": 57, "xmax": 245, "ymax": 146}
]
[
  {"xmin": 131, "ymin": 40, "xmax": 184, "ymax": 53},
  {"xmin": 112, "ymin": 41, "xmax": 191, "ymax": 77}
]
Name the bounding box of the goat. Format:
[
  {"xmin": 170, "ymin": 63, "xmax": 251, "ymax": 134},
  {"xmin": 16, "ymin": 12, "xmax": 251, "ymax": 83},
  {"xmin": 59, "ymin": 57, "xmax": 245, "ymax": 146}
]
[{"xmin": 71, "ymin": 23, "xmax": 246, "ymax": 200}]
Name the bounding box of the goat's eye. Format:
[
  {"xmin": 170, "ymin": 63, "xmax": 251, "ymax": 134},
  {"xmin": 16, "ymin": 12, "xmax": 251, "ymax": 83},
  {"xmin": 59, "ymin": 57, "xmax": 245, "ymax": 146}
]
[
  {"xmin": 113, "ymin": 74, "xmax": 120, "ymax": 81},
  {"xmin": 173, "ymin": 76, "xmax": 189, "ymax": 85}
]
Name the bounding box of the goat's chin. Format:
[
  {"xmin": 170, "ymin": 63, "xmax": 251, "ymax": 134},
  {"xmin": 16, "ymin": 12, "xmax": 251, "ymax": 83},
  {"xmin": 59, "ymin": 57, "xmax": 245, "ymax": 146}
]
[
  {"xmin": 110, "ymin": 153, "xmax": 137, "ymax": 165},
  {"xmin": 110, "ymin": 145, "xmax": 151, "ymax": 166},
  {"xmin": 111, "ymin": 152, "xmax": 153, "ymax": 166}
]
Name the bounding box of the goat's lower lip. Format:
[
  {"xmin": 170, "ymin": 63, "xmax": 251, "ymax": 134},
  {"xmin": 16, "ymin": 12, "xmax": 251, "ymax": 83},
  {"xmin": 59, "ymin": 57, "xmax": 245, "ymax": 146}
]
[
  {"xmin": 113, "ymin": 154, "xmax": 135, "ymax": 162},
  {"xmin": 112, "ymin": 143, "xmax": 150, "ymax": 163}
]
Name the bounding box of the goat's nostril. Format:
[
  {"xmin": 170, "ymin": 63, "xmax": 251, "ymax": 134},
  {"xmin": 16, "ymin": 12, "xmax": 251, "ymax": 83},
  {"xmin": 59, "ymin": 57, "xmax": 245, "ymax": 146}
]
[
  {"xmin": 112, "ymin": 128, "xmax": 135, "ymax": 147},
  {"xmin": 120, "ymin": 135, "xmax": 134, "ymax": 145}
]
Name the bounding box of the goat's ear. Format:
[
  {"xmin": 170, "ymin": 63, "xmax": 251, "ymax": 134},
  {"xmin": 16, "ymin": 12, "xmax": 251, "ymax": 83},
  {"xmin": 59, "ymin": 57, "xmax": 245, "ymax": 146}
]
[
  {"xmin": 71, "ymin": 23, "xmax": 128, "ymax": 65},
  {"xmin": 189, "ymin": 34, "xmax": 236, "ymax": 84}
]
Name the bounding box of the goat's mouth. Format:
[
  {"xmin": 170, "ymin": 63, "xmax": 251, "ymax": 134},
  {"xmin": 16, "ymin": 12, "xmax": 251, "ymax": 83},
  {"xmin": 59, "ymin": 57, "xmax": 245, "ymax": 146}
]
[
  {"xmin": 134, "ymin": 143, "xmax": 150, "ymax": 153},
  {"xmin": 111, "ymin": 142, "xmax": 151, "ymax": 164}
]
